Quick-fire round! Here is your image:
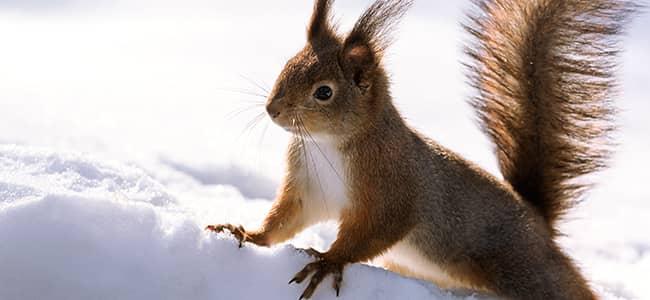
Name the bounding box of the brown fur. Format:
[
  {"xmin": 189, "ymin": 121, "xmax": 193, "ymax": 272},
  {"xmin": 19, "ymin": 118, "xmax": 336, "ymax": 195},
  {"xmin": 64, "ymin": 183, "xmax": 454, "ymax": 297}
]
[
  {"xmin": 465, "ymin": 0, "xmax": 636, "ymax": 230},
  {"xmin": 206, "ymin": 0, "xmax": 636, "ymax": 299}
]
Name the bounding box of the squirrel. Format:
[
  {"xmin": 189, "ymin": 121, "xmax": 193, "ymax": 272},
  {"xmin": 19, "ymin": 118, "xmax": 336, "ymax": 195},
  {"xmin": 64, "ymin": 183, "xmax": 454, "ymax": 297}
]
[{"xmin": 206, "ymin": 0, "xmax": 636, "ymax": 299}]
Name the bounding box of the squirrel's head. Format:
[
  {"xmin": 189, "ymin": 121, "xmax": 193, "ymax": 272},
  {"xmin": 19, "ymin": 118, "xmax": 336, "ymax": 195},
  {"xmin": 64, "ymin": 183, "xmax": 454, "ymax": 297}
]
[{"xmin": 266, "ymin": 0, "xmax": 412, "ymax": 138}]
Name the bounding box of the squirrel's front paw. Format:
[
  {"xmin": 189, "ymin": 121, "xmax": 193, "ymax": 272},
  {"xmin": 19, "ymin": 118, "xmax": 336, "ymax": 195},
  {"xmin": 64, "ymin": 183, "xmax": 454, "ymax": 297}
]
[
  {"xmin": 289, "ymin": 257, "xmax": 345, "ymax": 299},
  {"xmin": 205, "ymin": 224, "xmax": 251, "ymax": 248}
]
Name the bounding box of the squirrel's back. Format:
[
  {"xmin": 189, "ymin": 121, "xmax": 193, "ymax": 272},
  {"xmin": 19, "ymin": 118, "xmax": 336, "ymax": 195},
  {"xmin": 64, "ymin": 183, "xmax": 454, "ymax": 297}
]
[{"xmin": 466, "ymin": 0, "xmax": 637, "ymax": 231}]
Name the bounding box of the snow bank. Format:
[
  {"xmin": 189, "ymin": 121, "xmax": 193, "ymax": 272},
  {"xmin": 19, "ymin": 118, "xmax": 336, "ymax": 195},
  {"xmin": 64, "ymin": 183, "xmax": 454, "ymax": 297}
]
[{"xmin": 0, "ymin": 145, "xmax": 480, "ymax": 300}]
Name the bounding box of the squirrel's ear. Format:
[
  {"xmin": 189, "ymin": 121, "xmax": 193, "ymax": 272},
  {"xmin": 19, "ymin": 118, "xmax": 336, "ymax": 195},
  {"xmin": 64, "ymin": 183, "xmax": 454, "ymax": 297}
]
[
  {"xmin": 307, "ymin": 0, "xmax": 336, "ymax": 45},
  {"xmin": 340, "ymin": 42, "xmax": 376, "ymax": 91},
  {"xmin": 340, "ymin": 0, "xmax": 413, "ymax": 90}
]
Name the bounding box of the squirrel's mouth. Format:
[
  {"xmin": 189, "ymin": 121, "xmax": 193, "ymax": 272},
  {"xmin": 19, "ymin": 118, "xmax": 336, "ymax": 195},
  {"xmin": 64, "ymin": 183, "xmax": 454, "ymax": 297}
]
[
  {"xmin": 280, "ymin": 125, "xmax": 313, "ymax": 136},
  {"xmin": 271, "ymin": 114, "xmax": 321, "ymax": 136},
  {"xmin": 272, "ymin": 119, "xmax": 296, "ymax": 133},
  {"xmin": 270, "ymin": 119, "xmax": 293, "ymax": 133},
  {"xmin": 270, "ymin": 116, "xmax": 301, "ymax": 134}
]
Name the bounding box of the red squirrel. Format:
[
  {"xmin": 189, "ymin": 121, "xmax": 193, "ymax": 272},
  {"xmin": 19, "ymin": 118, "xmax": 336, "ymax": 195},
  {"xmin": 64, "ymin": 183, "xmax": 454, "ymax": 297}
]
[{"xmin": 206, "ymin": 0, "xmax": 636, "ymax": 298}]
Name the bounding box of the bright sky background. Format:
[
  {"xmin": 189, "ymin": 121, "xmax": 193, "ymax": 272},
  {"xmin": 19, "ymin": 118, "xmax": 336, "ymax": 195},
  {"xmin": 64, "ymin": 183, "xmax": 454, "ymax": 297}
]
[
  {"xmin": 1, "ymin": 0, "xmax": 647, "ymax": 172},
  {"xmin": 1, "ymin": 0, "xmax": 648, "ymax": 217},
  {"xmin": 1, "ymin": 0, "xmax": 649, "ymax": 297}
]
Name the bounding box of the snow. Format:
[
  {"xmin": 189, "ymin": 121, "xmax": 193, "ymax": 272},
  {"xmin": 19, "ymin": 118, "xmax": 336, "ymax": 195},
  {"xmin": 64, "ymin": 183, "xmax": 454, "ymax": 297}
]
[
  {"xmin": 0, "ymin": 145, "xmax": 479, "ymax": 300},
  {"xmin": 1, "ymin": 1, "xmax": 649, "ymax": 299}
]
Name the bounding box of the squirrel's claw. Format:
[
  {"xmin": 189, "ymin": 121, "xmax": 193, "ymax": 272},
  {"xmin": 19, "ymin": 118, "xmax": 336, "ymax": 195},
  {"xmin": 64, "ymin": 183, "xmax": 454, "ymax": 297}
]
[
  {"xmin": 290, "ymin": 259, "xmax": 344, "ymax": 299},
  {"xmin": 204, "ymin": 224, "xmax": 250, "ymax": 248},
  {"xmin": 296, "ymin": 247, "xmax": 324, "ymax": 258},
  {"xmin": 289, "ymin": 261, "xmax": 320, "ymax": 285},
  {"xmin": 332, "ymin": 270, "xmax": 342, "ymax": 296}
]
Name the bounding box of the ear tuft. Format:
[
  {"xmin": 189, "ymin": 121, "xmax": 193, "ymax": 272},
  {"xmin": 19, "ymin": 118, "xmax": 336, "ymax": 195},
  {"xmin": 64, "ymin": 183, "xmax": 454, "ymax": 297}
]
[
  {"xmin": 307, "ymin": 0, "xmax": 337, "ymax": 44},
  {"xmin": 340, "ymin": 0, "xmax": 413, "ymax": 90},
  {"xmin": 345, "ymin": 0, "xmax": 413, "ymax": 56}
]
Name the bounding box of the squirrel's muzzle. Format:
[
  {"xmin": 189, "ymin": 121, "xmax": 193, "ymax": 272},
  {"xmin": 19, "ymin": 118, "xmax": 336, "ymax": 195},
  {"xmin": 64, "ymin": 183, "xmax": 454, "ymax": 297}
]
[{"xmin": 266, "ymin": 102, "xmax": 281, "ymax": 119}]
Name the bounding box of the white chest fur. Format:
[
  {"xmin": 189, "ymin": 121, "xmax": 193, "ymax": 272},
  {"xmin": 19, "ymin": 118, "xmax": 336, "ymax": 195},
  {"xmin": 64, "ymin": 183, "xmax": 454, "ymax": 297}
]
[{"xmin": 298, "ymin": 134, "xmax": 350, "ymax": 222}]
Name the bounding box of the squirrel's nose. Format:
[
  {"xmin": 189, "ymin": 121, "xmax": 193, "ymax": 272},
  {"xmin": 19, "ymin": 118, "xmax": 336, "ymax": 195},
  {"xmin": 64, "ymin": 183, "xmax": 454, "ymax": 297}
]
[{"xmin": 266, "ymin": 103, "xmax": 281, "ymax": 119}]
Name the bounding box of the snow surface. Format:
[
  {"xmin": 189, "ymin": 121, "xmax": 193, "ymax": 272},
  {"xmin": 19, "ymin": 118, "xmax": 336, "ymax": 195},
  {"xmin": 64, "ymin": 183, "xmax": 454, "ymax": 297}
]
[
  {"xmin": 1, "ymin": 1, "xmax": 649, "ymax": 299},
  {"xmin": 0, "ymin": 145, "xmax": 487, "ymax": 300}
]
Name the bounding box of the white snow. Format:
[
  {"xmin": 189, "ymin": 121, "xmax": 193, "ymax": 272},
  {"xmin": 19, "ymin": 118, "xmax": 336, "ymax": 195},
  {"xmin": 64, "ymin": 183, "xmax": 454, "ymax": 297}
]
[
  {"xmin": 0, "ymin": 145, "xmax": 479, "ymax": 300},
  {"xmin": 1, "ymin": 1, "xmax": 649, "ymax": 299}
]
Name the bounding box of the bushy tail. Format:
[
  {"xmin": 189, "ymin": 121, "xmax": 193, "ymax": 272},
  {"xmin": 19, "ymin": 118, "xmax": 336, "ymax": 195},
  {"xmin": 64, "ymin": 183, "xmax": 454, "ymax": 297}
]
[{"xmin": 465, "ymin": 0, "xmax": 636, "ymax": 230}]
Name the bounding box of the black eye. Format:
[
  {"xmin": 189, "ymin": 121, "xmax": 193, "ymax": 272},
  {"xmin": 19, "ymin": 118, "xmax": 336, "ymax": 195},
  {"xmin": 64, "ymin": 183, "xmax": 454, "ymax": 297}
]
[{"xmin": 314, "ymin": 85, "xmax": 333, "ymax": 101}]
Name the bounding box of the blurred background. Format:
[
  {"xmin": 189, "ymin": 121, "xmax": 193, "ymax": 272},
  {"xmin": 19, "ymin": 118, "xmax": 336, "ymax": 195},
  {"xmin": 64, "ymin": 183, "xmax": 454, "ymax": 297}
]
[{"xmin": 0, "ymin": 0, "xmax": 648, "ymax": 298}]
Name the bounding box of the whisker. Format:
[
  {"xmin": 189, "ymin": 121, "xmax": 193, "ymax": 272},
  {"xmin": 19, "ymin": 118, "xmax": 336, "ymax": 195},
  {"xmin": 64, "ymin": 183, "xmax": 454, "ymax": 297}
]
[
  {"xmin": 228, "ymin": 110, "xmax": 267, "ymax": 169},
  {"xmin": 253, "ymin": 118, "xmax": 271, "ymax": 171},
  {"xmin": 239, "ymin": 74, "xmax": 271, "ymax": 95},
  {"xmin": 296, "ymin": 115, "xmax": 330, "ymax": 218},
  {"xmin": 217, "ymin": 87, "xmax": 268, "ymax": 99},
  {"xmin": 235, "ymin": 111, "xmax": 266, "ymax": 148},
  {"xmin": 299, "ymin": 120, "xmax": 345, "ymax": 184},
  {"xmin": 244, "ymin": 112, "xmax": 266, "ymax": 134},
  {"xmin": 258, "ymin": 119, "xmax": 271, "ymax": 149},
  {"xmin": 225, "ymin": 104, "xmax": 265, "ymax": 120},
  {"xmin": 293, "ymin": 116, "xmax": 312, "ymax": 201}
]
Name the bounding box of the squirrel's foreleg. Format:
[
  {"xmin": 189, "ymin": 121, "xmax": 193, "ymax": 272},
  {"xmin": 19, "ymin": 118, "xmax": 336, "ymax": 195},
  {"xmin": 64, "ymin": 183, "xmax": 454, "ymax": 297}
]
[
  {"xmin": 290, "ymin": 195, "xmax": 415, "ymax": 299},
  {"xmin": 206, "ymin": 185, "xmax": 307, "ymax": 247}
]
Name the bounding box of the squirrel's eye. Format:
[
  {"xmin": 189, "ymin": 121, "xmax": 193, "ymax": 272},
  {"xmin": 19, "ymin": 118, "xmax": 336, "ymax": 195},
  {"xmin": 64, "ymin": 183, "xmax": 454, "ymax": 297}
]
[{"xmin": 314, "ymin": 85, "xmax": 333, "ymax": 101}]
